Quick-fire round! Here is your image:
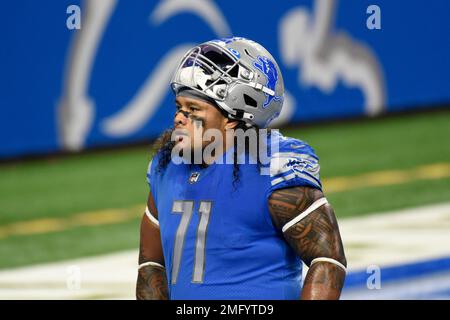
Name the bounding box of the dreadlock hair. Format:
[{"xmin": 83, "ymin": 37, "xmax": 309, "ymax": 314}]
[
  {"xmin": 153, "ymin": 128, "xmax": 175, "ymax": 173},
  {"xmin": 230, "ymin": 121, "xmax": 272, "ymax": 190}
]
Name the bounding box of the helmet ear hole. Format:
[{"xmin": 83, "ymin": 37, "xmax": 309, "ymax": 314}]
[{"xmin": 243, "ymin": 94, "xmax": 257, "ymax": 108}]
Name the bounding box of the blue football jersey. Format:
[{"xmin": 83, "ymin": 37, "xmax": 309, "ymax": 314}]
[{"xmin": 146, "ymin": 131, "xmax": 322, "ymax": 299}]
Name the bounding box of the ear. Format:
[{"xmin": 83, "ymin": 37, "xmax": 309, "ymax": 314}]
[{"xmin": 224, "ymin": 118, "xmax": 239, "ymax": 130}]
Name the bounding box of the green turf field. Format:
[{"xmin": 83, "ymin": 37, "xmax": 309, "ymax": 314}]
[{"xmin": 0, "ymin": 110, "xmax": 449, "ymax": 269}]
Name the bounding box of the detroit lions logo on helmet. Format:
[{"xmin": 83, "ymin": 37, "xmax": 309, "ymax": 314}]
[{"xmin": 253, "ymin": 56, "xmax": 282, "ymax": 108}]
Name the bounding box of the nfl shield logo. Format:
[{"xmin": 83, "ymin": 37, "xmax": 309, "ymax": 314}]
[{"xmin": 189, "ymin": 172, "xmax": 200, "ymax": 184}]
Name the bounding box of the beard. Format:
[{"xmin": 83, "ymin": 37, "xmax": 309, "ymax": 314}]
[
  {"xmin": 153, "ymin": 127, "xmax": 201, "ymax": 166},
  {"xmin": 154, "ymin": 127, "xmax": 224, "ymax": 168}
]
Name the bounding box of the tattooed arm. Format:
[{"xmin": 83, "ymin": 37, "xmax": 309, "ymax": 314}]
[
  {"xmin": 136, "ymin": 193, "xmax": 169, "ymax": 300},
  {"xmin": 268, "ymin": 186, "xmax": 347, "ymax": 300}
]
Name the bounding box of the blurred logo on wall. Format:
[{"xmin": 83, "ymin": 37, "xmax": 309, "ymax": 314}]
[{"xmin": 1, "ymin": 0, "xmax": 449, "ymax": 157}]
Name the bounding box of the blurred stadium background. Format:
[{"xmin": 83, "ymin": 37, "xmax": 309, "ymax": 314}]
[{"xmin": 0, "ymin": 0, "xmax": 449, "ymax": 299}]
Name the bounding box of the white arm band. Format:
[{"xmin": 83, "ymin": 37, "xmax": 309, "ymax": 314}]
[
  {"xmin": 282, "ymin": 198, "xmax": 328, "ymax": 233},
  {"xmin": 145, "ymin": 206, "xmax": 159, "ymax": 227},
  {"xmin": 311, "ymin": 257, "xmax": 346, "ymax": 272},
  {"xmin": 138, "ymin": 261, "xmax": 165, "ymax": 270}
]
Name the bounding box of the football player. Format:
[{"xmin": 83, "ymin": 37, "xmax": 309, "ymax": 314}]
[{"xmin": 136, "ymin": 37, "xmax": 346, "ymax": 300}]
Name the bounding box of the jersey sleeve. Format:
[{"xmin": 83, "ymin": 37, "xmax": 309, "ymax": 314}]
[
  {"xmin": 146, "ymin": 152, "xmax": 161, "ymax": 203},
  {"xmin": 267, "ymin": 138, "xmax": 322, "ymax": 196},
  {"xmin": 146, "ymin": 158, "xmax": 154, "ymax": 187}
]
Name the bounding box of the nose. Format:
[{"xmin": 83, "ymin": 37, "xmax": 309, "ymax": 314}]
[{"xmin": 174, "ymin": 109, "xmax": 189, "ymax": 127}]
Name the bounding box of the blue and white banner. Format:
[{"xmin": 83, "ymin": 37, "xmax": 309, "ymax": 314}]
[{"xmin": 1, "ymin": 0, "xmax": 449, "ymax": 157}]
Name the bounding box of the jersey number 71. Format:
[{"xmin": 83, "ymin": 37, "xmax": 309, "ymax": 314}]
[{"xmin": 171, "ymin": 200, "xmax": 212, "ymax": 284}]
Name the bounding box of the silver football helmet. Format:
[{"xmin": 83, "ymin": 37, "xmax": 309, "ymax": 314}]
[{"xmin": 170, "ymin": 37, "xmax": 284, "ymax": 128}]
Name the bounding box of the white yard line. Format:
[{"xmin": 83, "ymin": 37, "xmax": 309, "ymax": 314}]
[
  {"xmin": 0, "ymin": 251, "xmax": 138, "ymax": 299},
  {"xmin": 341, "ymin": 202, "xmax": 450, "ymax": 270},
  {"xmin": 342, "ymin": 270, "xmax": 450, "ymax": 300},
  {"xmin": 1, "ymin": 202, "xmax": 450, "ymax": 299}
]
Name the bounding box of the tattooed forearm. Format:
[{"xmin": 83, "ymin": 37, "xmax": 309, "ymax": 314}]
[
  {"xmin": 268, "ymin": 186, "xmax": 347, "ymax": 299},
  {"xmin": 301, "ymin": 262, "xmax": 346, "ymax": 300},
  {"xmin": 136, "ymin": 265, "xmax": 169, "ymax": 300}
]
